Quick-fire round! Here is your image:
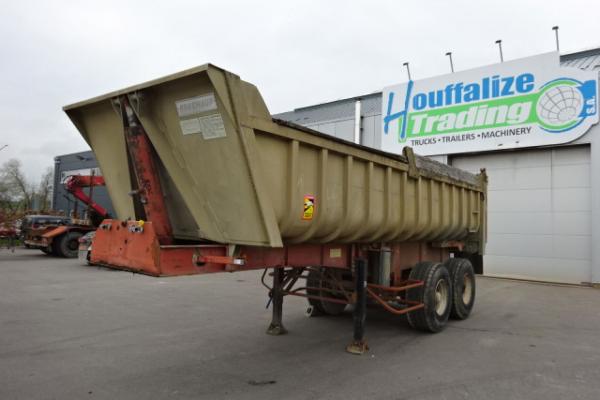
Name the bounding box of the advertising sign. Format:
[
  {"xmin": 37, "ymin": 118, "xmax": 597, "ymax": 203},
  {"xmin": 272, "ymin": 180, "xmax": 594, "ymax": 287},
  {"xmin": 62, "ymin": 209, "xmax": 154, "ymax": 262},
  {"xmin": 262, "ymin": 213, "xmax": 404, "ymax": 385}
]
[{"xmin": 382, "ymin": 52, "xmax": 598, "ymax": 155}]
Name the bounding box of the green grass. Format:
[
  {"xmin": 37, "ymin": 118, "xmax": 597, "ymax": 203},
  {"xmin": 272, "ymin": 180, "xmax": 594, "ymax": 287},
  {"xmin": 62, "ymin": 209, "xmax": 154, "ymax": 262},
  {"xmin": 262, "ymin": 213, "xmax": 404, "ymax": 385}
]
[{"xmin": 0, "ymin": 237, "xmax": 21, "ymax": 248}]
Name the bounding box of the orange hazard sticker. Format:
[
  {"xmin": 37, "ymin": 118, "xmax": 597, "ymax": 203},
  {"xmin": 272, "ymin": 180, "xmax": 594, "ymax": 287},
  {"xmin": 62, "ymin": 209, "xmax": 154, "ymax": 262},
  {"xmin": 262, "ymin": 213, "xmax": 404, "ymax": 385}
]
[{"xmin": 302, "ymin": 195, "xmax": 315, "ymax": 220}]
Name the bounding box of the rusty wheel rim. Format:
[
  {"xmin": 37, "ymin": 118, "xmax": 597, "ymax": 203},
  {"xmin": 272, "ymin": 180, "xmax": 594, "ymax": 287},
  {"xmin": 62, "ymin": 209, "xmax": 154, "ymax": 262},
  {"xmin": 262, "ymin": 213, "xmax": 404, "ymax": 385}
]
[
  {"xmin": 434, "ymin": 279, "xmax": 449, "ymax": 316},
  {"xmin": 462, "ymin": 274, "xmax": 473, "ymax": 305}
]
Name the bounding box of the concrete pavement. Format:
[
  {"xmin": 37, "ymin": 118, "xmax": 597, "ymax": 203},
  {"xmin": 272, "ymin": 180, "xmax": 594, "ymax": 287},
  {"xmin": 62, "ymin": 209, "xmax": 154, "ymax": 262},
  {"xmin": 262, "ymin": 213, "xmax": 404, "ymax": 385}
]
[{"xmin": 1, "ymin": 248, "xmax": 599, "ymax": 399}]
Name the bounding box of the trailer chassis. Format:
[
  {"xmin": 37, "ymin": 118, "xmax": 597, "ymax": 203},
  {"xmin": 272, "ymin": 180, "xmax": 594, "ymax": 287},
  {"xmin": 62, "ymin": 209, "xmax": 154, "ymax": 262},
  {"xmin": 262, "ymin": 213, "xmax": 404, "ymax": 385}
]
[{"xmin": 259, "ymin": 261, "xmax": 426, "ymax": 354}]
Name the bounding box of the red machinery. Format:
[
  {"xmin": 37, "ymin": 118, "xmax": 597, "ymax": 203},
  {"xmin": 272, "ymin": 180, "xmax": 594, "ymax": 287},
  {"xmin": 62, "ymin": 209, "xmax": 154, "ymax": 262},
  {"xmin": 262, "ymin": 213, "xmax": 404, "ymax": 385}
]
[
  {"xmin": 63, "ymin": 175, "xmax": 109, "ymax": 219},
  {"xmin": 0, "ymin": 211, "xmax": 19, "ymax": 251},
  {"xmin": 24, "ymin": 174, "xmax": 110, "ymax": 257}
]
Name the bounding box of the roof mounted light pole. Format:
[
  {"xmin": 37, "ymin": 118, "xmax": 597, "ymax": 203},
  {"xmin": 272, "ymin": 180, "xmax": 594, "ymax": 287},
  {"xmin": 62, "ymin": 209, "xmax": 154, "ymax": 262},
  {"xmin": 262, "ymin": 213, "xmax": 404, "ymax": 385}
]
[
  {"xmin": 403, "ymin": 62, "xmax": 412, "ymax": 81},
  {"xmin": 552, "ymin": 26, "xmax": 560, "ymax": 52},
  {"xmin": 445, "ymin": 52, "xmax": 454, "ymax": 73},
  {"xmin": 353, "ymin": 99, "xmax": 362, "ymax": 145},
  {"xmin": 495, "ymin": 39, "xmax": 504, "ymax": 63}
]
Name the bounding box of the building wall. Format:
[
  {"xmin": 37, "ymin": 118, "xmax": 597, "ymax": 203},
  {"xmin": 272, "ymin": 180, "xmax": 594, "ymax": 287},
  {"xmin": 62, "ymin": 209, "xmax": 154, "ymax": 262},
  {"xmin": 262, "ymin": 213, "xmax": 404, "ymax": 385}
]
[
  {"xmin": 275, "ymin": 92, "xmax": 382, "ymax": 147},
  {"xmin": 53, "ymin": 151, "xmax": 116, "ymax": 217},
  {"xmin": 452, "ymin": 145, "xmax": 592, "ymax": 284}
]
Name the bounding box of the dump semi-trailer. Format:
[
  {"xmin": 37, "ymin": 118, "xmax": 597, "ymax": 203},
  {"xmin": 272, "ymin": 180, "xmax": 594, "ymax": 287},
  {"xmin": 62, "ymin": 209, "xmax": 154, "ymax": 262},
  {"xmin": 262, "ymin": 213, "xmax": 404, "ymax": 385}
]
[{"xmin": 64, "ymin": 64, "xmax": 487, "ymax": 353}]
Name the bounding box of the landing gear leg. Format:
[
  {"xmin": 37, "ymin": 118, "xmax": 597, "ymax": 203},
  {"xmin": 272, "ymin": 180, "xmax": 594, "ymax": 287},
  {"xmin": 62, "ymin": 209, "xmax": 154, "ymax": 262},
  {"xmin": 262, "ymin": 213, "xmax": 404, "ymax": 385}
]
[
  {"xmin": 267, "ymin": 267, "xmax": 288, "ymax": 335},
  {"xmin": 346, "ymin": 258, "xmax": 369, "ymax": 354}
]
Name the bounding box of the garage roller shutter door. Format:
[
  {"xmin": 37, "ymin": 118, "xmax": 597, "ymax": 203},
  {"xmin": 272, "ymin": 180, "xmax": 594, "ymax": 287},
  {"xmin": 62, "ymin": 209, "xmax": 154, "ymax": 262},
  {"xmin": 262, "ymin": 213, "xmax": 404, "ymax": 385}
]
[{"xmin": 451, "ymin": 146, "xmax": 591, "ymax": 284}]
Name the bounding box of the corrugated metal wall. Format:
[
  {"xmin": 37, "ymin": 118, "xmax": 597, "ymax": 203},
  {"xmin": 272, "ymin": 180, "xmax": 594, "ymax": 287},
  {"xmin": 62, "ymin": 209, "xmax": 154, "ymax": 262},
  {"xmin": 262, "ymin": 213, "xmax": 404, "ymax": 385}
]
[
  {"xmin": 274, "ymin": 93, "xmax": 382, "ymax": 146},
  {"xmin": 452, "ymin": 146, "xmax": 592, "ymax": 284}
]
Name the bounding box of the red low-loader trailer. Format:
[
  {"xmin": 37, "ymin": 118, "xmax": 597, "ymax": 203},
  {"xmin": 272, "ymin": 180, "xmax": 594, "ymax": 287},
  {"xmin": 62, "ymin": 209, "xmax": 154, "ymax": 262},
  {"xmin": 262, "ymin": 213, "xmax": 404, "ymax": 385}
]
[{"xmin": 64, "ymin": 65, "xmax": 487, "ymax": 353}]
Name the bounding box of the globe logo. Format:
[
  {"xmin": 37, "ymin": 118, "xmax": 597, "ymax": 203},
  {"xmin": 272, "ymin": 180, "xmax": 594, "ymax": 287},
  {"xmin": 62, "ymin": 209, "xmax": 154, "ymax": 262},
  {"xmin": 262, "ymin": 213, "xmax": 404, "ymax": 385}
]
[{"xmin": 536, "ymin": 84, "xmax": 583, "ymax": 129}]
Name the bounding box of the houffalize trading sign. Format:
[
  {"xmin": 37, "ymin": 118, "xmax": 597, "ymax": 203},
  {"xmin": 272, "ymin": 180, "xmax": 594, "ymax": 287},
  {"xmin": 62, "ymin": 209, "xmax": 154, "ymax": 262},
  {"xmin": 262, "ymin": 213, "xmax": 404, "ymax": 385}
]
[{"xmin": 382, "ymin": 52, "xmax": 599, "ymax": 156}]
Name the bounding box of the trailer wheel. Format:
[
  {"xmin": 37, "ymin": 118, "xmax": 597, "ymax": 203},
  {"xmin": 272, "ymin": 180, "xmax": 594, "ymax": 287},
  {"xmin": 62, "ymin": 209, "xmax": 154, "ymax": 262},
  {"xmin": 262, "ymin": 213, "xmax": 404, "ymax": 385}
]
[
  {"xmin": 306, "ymin": 269, "xmax": 346, "ymax": 316},
  {"xmin": 407, "ymin": 262, "xmax": 452, "ymax": 333},
  {"xmin": 53, "ymin": 232, "xmax": 83, "ymax": 258},
  {"xmin": 444, "ymin": 258, "xmax": 476, "ymax": 320}
]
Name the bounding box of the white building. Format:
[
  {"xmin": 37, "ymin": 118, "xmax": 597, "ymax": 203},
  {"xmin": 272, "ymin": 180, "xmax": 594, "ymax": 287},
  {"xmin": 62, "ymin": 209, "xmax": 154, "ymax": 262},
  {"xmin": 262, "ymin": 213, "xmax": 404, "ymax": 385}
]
[{"xmin": 276, "ymin": 48, "xmax": 600, "ymax": 286}]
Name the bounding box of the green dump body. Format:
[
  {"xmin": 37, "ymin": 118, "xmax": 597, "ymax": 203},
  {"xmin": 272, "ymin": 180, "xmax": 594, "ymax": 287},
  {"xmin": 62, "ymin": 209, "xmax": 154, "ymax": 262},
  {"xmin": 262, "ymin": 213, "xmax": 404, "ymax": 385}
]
[{"xmin": 64, "ymin": 64, "xmax": 487, "ymax": 252}]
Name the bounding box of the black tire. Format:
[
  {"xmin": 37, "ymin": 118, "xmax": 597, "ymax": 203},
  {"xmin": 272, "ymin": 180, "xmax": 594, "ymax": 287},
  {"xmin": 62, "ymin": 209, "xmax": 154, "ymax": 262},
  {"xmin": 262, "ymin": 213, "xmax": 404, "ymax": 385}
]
[
  {"xmin": 407, "ymin": 262, "xmax": 453, "ymax": 333},
  {"xmin": 50, "ymin": 242, "xmax": 61, "ymax": 256},
  {"xmin": 444, "ymin": 258, "xmax": 476, "ymax": 320},
  {"xmin": 305, "ymin": 268, "xmax": 347, "ymax": 316},
  {"xmin": 53, "ymin": 232, "xmax": 83, "ymax": 258}
]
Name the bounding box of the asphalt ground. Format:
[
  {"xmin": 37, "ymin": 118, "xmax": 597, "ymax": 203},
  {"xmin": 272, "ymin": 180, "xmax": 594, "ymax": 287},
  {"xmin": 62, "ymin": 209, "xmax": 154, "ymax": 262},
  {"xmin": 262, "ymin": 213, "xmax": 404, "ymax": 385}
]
[{"xmin": 1, "ymin": 248, "xmax": 599, "ymax": 400}]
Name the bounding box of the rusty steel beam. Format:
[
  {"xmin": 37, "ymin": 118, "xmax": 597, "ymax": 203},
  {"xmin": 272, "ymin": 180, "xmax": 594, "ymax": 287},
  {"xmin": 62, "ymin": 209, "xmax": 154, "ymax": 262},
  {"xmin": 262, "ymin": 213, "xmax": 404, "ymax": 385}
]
[
  {"xmin": 120, "ymin": 97, "xmax": 173, "ymax": 245},
  {"xmin": 367, "ymin": 280, "xmax": 424, "ymax": 292},
  {"xmin": 366, "ymin": 287, "xmax": 425, "ymax": 315}
]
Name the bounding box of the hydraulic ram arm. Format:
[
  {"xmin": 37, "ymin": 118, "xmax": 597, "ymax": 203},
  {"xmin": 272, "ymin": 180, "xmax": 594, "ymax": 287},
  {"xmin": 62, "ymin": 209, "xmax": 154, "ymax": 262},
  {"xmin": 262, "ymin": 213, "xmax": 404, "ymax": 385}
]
[
  {"xmin": 118, "ymin": 96, "xmax": 174, "ymax": 245},
  {"xmin": 64, "ymin": 175, "xmax": 110, "ymax": 218}
]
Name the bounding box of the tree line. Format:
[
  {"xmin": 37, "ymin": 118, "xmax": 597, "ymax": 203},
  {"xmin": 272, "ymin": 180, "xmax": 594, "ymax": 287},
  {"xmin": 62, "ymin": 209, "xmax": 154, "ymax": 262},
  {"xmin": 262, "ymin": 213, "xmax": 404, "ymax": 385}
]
[{"xmin": 0, "ymin": 159, "xmax": 53, "ymax": 222}]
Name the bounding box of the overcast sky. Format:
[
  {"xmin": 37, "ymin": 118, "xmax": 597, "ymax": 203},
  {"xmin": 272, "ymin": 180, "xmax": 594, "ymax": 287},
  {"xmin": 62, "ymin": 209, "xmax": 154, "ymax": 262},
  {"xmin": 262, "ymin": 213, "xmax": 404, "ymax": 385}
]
[{"xmin": 1, "ymin": 0, "xmax": 598, "ymax": 181}]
